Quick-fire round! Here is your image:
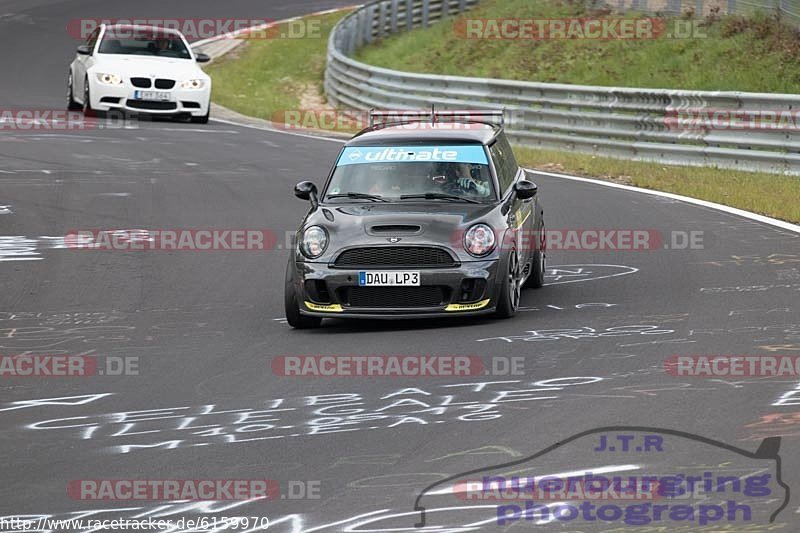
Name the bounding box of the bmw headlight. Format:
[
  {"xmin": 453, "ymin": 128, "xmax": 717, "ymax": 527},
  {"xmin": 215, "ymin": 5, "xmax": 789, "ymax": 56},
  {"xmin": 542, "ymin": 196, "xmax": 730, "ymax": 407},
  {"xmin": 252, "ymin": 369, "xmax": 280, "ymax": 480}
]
[
  {"xmin": 300, "ymin": 226, "xmax": 328, "ymax": 259},
  {"xmin": 180, "ymin": 79, "xmax": 206, "ymax": 90},
  {"xmin": 96, "ymin": 73, "xmax": 123, "ymax": 85},
  {"xmin": 464, "ymin": 223, "xmax": 496, "ymax": 257}
]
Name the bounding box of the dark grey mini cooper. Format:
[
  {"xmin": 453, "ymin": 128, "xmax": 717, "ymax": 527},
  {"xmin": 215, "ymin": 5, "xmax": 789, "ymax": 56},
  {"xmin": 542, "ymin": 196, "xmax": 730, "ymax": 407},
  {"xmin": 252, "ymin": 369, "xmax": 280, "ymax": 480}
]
[{"xmin": 285, "ymin": 111, "xmax": 545, "ymax": 328}]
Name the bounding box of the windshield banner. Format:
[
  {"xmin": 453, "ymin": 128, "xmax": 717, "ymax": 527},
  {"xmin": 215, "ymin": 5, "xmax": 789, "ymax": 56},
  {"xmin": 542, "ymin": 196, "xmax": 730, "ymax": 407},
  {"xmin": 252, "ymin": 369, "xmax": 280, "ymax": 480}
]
[{"xmin": 337, "ymin": 145, "xmax": 489, "ymax": 166}]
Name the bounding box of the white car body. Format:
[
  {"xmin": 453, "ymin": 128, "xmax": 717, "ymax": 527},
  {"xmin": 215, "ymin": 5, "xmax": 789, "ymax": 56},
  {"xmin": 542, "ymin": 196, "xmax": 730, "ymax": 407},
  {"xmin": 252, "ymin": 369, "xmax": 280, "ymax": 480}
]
[{"xmin": 68, "ymin": 24, "xmax": 212, "ymax": 121}]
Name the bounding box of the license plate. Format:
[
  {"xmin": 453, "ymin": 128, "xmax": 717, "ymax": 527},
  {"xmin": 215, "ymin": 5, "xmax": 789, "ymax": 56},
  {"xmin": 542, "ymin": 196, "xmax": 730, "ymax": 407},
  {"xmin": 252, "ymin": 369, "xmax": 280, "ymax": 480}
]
[
  {"xmin": 133, "ymin": 90, "xmax": 171, "ymax": 101},
  {"xmin": 359, "ymin": 271, "xmax": 420, "ymax": 286}
]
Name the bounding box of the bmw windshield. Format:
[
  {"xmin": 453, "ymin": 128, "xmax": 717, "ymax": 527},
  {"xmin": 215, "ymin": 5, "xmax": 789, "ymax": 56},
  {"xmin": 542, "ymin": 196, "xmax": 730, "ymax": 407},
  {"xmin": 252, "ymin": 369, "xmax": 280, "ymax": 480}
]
[
  {"xmin": 325, "ymin": 145, "xmax": 496, "ymax": 203},
  {"xmin": 98, "ymin": 29, "xmax": 192, "ymax": 59}
]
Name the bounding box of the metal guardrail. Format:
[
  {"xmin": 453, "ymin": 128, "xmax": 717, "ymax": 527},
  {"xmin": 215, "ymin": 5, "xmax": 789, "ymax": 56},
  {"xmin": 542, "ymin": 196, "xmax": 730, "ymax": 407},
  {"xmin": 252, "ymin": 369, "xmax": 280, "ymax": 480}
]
[{"xmin": 324, "ymin": 0, "xmax": 800, "ymax": 174}]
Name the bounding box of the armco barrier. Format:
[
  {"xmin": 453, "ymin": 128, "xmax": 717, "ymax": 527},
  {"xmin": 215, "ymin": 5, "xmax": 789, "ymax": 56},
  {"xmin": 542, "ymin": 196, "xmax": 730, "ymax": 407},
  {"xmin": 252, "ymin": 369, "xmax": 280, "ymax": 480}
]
[{"xmin": 324, "ymin": 0, "xmax": 800, "ymax": 174}]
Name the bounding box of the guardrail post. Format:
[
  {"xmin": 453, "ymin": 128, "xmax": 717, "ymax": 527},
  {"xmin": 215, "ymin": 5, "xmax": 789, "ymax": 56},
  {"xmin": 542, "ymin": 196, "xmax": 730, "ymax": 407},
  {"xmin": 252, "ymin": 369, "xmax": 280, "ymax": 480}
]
[
  {"xmin": 364, "ymin": 5, "xmax": 375, "ymax": 44},
  {"xmin": 391, "ymin": 0, "xmax": 400, "ymax": 33},
  {"xmin": 378, "ymin": 2, "xmax": 388, "ymax": 38},
  {"xmin": 459, "ymin": 0, "xmax": 467, "ymax": 13},
  {"xmin": 347, "ymin": 18, "xmax": 358, "ymax": 54},
  {"xmin": 406, "ymin": 0, "xmax": 414, "ymax": 30},
  {"xmin": 422, "ymin": 0, "xmax": 430, "ymax": 27}
]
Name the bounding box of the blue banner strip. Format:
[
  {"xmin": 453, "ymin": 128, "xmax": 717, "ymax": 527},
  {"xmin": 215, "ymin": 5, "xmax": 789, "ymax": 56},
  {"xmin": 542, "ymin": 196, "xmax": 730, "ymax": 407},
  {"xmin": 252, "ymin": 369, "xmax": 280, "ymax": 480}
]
[{"xmin": 338, "ymin": 145, "xmax": 488, "ymax": 166}]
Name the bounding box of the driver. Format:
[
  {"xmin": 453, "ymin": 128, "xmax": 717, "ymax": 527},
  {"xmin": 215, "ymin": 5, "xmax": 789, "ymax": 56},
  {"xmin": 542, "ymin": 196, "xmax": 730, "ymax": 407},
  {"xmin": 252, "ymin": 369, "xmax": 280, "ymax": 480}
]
[
  {"xmin": 156, "ymin": 38, "xmax": 172, "ymax": 52},
  {"xmin": 431, "ymin": 163, "xmax": 490, "ymax": 196},
  {"xmin": 453, "ymin": 163, "xmax": 490, "ymax": 196}
]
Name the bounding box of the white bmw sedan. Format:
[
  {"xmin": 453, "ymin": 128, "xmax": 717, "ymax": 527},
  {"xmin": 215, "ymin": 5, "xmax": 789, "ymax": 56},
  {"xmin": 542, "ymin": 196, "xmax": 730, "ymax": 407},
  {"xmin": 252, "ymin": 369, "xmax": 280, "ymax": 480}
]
[{"xmin": 68, "ymin": 24, "xmax": 212, "ymax": 123}]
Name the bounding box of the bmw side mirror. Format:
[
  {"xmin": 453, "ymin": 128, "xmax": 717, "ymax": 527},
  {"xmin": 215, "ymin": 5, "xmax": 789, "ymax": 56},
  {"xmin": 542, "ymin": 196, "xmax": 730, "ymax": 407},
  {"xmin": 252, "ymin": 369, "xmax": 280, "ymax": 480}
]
[
  {"xmin": 77, "ymin": 45, "xmax": 91, "ymax": 55},
  {"xmin": 294, "ymin": 181, "xmax": 318, "ymax": 206},
  {"xmin": 195, "ymin": 53, "xmax": 211, "ymax": 63},
  {"xmin": 514, "ymin": 180, "xmax": 538, "ymax": 200}
]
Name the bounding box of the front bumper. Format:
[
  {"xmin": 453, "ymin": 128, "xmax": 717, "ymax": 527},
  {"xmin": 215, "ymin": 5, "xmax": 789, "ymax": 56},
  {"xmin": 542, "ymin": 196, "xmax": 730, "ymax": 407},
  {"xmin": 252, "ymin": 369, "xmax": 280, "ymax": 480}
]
[
  {"xmin": 89, "ymin": 79, "xmax": 210, "ymax": 116},
  {"xmin": 292, "ymin": 259, "xmax": 502, "ymax": 319}
]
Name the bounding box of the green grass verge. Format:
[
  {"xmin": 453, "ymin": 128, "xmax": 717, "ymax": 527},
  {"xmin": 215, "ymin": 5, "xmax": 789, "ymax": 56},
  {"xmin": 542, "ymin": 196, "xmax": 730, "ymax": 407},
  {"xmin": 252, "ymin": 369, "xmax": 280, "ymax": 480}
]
[
  {"xmin": 205, "ymin": 11, "xmax": 351, "ymax": 120},
  {"xmin": 355, "ymin": 0, "xmax": 800, "ymax": 92},
  {"xmin": 206, "ymin": 6, "xmax": 800, "ymax": 224},
  {"xmin": 516, "ymin": 147, "xmax": 800, "ymax": 223}
]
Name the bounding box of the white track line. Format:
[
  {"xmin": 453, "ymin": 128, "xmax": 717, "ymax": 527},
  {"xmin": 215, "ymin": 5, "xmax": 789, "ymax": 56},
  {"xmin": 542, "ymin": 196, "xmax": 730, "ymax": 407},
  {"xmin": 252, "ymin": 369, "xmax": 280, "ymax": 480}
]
[{"xmin": 529, "ymin": 169, "xmax": 800, "ymax": 234}]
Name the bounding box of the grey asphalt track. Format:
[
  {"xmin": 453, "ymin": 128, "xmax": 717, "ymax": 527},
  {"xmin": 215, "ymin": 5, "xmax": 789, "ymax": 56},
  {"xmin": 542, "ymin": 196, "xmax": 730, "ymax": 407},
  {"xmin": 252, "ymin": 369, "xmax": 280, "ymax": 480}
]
[{"xmin": 1, "ymin": 1, "xmax": 800, "ymax": 531}]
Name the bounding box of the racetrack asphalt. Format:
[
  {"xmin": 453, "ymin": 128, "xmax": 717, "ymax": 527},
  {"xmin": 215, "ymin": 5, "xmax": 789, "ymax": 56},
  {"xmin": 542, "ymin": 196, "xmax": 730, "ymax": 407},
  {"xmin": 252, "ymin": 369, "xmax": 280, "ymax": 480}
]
[{"xmin": 1, "ymin": 0, "xmax": 800, "ymax": 530}]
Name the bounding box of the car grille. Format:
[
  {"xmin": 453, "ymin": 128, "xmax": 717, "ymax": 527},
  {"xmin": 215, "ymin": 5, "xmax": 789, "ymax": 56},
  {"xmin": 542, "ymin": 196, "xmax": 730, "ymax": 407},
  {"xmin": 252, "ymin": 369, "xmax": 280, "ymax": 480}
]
[
  {"xmin": 334, "ymin": 246, "xmax": 456, "ymax": 268},
  {"xmin": 341, "ymin": 286, "xmax": 447, "ymax": 308},
  {"xmin": 131, "ymin": 77, "xmax": 151, "ymax": 88},
  {"xmin": 155, "ymin": 79, "xmax": 176, "ymax": 89},
  {"xmin": 126, "ymin": 100, "xmax": 178, "ymax": 111}
]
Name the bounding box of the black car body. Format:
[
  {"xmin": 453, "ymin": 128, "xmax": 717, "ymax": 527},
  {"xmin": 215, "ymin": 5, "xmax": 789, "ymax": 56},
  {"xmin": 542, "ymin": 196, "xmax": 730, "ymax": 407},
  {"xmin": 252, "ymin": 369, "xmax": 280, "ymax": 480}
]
[{"xmin": 285, "ymin": 112, "xmax": 545, "ymax": 328}]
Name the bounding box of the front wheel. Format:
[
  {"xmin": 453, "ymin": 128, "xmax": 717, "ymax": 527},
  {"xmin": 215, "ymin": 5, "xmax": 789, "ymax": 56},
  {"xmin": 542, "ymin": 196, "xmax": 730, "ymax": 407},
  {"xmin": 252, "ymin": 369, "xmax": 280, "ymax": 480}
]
[
  {"xmin": 284, "ymin": 260, "xmax": 322, "ymax": 329},
  {"xmin": 82, "ymin": 76, "xmax": 95, "ymax": 117},
  {"xmin": 67, "ymin": 71, "xmax": 81, "ymax": 111},
  {"xmin": 191, "ymin": 109, "xmax": 210, "ymax": 124},
  {"xmin": 495, "ymin": 249, "xmax": 521, "ymax": 318},
  {"xmin": 524, "ymin": 221, "xmax": 546, "ymax": 289}
]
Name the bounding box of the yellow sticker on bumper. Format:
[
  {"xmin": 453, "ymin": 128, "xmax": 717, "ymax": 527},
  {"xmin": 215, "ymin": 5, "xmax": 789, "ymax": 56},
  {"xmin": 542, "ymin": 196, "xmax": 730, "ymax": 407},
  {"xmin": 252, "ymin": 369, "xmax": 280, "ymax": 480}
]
[
  {"xmin": 304, "ymin": 301, "xmax": 344, "ymax": 313},
  {"xmin": 444, "ymin": 299, "xmax": 491, "ymax": 312}
]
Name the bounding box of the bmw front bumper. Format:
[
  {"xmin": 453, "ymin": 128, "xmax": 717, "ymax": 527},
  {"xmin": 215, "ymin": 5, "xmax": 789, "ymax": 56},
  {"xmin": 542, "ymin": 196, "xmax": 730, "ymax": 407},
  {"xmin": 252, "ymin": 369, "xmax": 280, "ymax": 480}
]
[{"xmin": 88, "ymin": 79, "xmax": 211, "ymax": 116}]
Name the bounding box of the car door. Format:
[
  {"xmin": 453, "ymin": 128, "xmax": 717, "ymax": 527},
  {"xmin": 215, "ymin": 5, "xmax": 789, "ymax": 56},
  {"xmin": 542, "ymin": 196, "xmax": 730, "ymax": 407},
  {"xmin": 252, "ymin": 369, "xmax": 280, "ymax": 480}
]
[
  {"xmin": 491, "ymin": 134, "xmax": 536, "ymax": 268},
  {"xmin": 74, "ymin": 27, "xmax": 101, "ymax": 98}
]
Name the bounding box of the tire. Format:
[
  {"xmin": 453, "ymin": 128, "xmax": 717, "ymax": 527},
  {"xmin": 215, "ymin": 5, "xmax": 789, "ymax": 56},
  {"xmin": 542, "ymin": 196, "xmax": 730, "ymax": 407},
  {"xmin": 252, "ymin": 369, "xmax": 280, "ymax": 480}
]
[
  {"xmin": 284, "ymin": 259, "xmax": 322, "ymax": 329},
  {"xmin": 82, "ymin": 76, "xmax": 95, "ymax": 117},
  {"xmin": 524, "ymin": 220, "xmax": 546, "ymax": 289},
  {"xmin": 191, "ymin": 109, "xmax": 210, "ymax": 124},
  {"xmin": 67, "ymin": 71, "xmax": 81, "ymax": 111},
  {"xmin": 495, "ymin": 248, "xmax": 521, "ymax": 318}
]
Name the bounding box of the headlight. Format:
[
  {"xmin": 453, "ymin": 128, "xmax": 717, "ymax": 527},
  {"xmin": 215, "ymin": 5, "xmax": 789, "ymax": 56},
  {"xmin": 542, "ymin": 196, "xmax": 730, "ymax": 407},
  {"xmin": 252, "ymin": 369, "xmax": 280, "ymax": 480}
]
[
  {"xmin": 464, "ymin": 223, "xmax": 496, "ymax": 257},
  {"xmin": 180, "ymin": 79, "xmax": 206, "ymax": 90},
  {"xmin": 96, "ymin": 73, "xmax": 122, "ymax": 85},
  {"xmin": 300, "ymin": 226, "xmax": 328, "ymax": 259}
]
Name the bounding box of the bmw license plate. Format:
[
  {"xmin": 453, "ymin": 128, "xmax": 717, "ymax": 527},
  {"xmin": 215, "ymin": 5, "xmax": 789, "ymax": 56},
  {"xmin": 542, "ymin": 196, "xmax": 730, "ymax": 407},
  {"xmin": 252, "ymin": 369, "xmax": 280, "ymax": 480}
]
[
  {"xmin": 133, "ymin": 90, "xmax": 171, "ymax": 101},
  {"xmin": 359, "ymin": 271, "xmax": 420, "ymax": 286}
]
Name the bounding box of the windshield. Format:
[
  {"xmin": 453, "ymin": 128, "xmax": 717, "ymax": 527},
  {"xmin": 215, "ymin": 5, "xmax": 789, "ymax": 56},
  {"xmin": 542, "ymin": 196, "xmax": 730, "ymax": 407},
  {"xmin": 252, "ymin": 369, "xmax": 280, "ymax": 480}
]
[
  {"xmin": 325, "ymin": 145, "xmax": 495, "ymax": 202},
  {"xmin": 97, "ymin": 30, "xmax": 191, "ymax": 59}
]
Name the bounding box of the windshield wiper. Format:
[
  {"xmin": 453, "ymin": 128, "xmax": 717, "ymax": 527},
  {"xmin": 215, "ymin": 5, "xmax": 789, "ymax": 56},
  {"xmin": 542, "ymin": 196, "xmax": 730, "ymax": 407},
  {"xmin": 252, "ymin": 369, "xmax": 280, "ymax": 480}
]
[
  {"xmin": 326, "ymin": 192, "xmax": 388, "ymax": 202},
  {"xmin": 399, "ymin": 193, "xmax": 480, "ymax": 204}
]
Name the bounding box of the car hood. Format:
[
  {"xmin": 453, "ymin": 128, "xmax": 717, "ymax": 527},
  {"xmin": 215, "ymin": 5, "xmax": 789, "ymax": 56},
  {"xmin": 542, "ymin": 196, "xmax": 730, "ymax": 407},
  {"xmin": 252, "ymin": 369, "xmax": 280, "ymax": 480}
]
[
  {"xmin": 332, "ymin": 202, "xmax": 496, "ymax": 223},
  {"xmin": 91, "ymin": 56, "xmax": 207, "ymax": 80},
  {"xmin": 303, "ymin": 202, "xmax": 503, "ymax": 262}
]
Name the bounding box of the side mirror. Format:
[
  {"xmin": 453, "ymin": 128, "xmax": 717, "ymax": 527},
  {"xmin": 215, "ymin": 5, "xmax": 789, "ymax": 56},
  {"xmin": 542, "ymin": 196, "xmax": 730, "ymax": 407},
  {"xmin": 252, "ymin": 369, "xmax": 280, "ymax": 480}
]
[
  {"xmin": 195, "ymin": 53, "xmax": 211, "ymax": 63},
  {"xmin": 514, "ymin": 180, "xmax": 538, "ymax": 200},
  {"xmin": 77, "ymin": 45, "xmax": 91, "ymax": 55},
  {"xmin": 294, "ymin": 181, "xmax": 318, "ymax": 204}
]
